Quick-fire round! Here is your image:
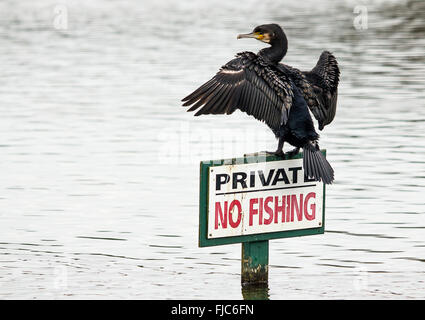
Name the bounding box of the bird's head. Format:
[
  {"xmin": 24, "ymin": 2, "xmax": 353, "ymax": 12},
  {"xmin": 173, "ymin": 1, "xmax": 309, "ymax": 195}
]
[{"xmin": 237, "ymin": 24, "xmax": 285, "ymax": 45}]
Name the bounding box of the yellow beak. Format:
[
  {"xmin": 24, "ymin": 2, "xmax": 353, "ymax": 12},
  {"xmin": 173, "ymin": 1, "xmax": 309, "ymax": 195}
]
[{"xmin": 237, "ymin": 32, "xmax": 263, "ymax": 40}]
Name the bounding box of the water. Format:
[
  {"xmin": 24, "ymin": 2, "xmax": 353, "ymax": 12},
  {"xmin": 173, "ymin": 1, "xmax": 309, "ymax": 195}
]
[{"xmin": 0, "ymin": 0, "xmax": 424, "ymax": 299}]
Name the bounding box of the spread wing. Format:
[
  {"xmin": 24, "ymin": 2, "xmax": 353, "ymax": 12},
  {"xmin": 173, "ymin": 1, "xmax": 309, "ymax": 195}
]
[
  {"xmin": 181, "ymin": 52, "xmax": 293, "ymax": 133},
  {"xmin": 303, "ymin": 51, "xmax": 340, "ymax": 130},
  {"xmin": 279, "ymin": 51, "xmax": 340, "ymax": 131}
]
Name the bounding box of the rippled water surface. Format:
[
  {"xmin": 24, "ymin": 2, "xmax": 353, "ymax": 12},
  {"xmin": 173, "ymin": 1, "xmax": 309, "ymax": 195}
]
[{"xmin": 0, "ymin": 0, "xmax": 424, "ymax": 299}]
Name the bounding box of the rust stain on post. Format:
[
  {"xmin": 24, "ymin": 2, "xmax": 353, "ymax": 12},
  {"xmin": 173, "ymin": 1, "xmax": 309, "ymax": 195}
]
[{"xmin": 241, "ymin": 240, "xmax": 269, "ymax": 284}]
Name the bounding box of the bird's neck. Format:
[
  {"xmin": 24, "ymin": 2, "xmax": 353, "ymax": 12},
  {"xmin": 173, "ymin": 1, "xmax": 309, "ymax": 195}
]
[{"xmin": 259, "ymin": 36, "xmax": 288, "ymax": 65}]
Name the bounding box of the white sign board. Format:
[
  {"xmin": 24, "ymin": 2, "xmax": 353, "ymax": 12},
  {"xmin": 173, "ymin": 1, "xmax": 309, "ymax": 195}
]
[{"xmin": 207, "ymin": 158, "xmax": 324, "ymax": 239}]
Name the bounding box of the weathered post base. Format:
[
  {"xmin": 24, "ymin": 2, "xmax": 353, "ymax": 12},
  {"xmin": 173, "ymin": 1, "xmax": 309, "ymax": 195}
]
[{"xmin": 241, "ymin": 240, "xmax": 269, "ymax": 285}]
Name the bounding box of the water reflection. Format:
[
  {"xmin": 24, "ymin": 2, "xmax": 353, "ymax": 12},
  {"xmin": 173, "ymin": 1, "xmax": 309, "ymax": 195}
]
[{"xmin": 242, "ymin": 283, "xmax": 270, "ymax": 300}]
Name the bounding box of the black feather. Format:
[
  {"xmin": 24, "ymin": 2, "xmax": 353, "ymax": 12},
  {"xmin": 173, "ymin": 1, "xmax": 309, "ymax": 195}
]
[{"xmin": 182, "ymin": 52, "xmax": 292, "ymax": 133}]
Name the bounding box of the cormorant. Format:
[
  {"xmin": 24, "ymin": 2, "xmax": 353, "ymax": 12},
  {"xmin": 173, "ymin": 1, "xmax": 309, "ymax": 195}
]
[{"xmin": 182, "ymin": 24, "xmax": 340, "ymax": 184}]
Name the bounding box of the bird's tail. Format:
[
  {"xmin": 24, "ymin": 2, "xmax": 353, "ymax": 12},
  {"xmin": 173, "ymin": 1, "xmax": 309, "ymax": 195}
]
[{"xmin": 303, "ymin": 142, "xmax": 334, "ymax": 184}]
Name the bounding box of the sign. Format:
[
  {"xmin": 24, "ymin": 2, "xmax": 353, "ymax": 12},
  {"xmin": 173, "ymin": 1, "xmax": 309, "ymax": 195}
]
[{"xmin": 199, "ymin": 152, "xmax": 326, "ymax": 247}]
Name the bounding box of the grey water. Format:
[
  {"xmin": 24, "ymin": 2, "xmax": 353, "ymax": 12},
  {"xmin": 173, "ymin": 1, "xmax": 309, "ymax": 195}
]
[{"xmin": 0, "ymin": 0, "xmax": 424, "ymax": 299}]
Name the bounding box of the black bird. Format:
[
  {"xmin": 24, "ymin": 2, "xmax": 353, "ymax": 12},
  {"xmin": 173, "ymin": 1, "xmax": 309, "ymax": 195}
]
[{"xmin": 181, "ymin": 24, "xmax": 339, "ymax": 184}]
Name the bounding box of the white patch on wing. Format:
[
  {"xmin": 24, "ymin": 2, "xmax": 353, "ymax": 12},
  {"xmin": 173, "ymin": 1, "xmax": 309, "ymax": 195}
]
[{"xmin": 221, "ymin": 68, "xmax": 244, "ymax": 74}]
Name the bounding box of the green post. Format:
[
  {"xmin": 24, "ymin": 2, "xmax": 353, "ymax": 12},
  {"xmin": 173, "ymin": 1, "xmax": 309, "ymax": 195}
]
[{"xmin": 241, "ymin": 240, "xmax": 269, "ymax": 285}]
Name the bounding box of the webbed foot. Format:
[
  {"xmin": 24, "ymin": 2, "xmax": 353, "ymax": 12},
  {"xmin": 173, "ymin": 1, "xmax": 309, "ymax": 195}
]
[
  {"xmin": 264, "ymin": 150, "xmax": 285, "ymax": 158},
  {"xmin": 286, "ymin": 147, "xmax": 300, "ymax": 157}
]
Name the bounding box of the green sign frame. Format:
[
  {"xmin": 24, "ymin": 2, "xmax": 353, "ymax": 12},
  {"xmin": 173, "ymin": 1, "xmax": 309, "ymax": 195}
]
[{"xmin": 198, "ymin": 151, "xmax": 326, "ymax": 247}]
